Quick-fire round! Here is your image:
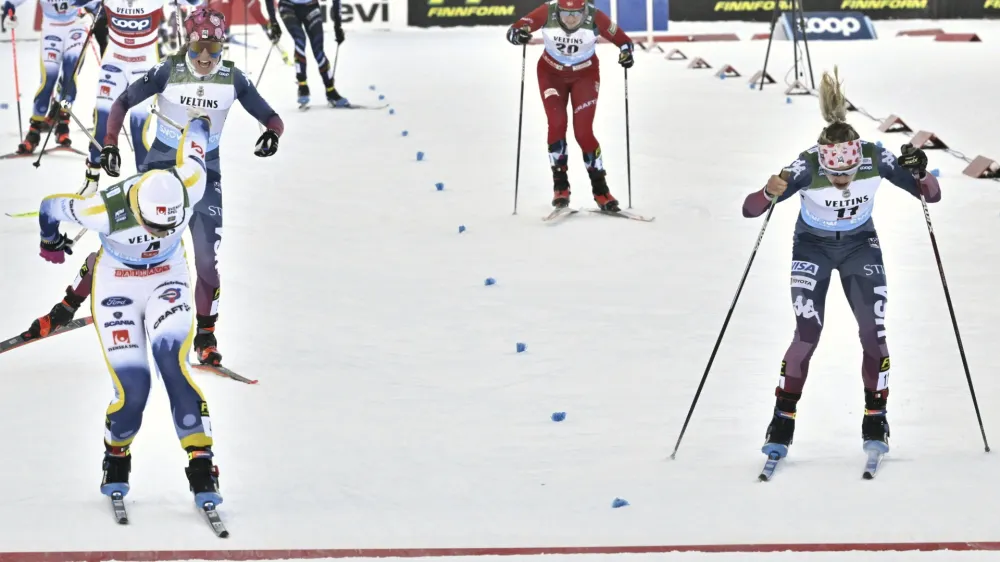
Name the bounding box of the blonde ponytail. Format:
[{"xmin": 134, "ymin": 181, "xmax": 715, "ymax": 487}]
[
  {"xmin": 819, "ymin": 66, "xmax": 848, "ymax": 125},
  {"xmin": 817, "ymin": 66, "xmax": 858, "ymax": 144}
]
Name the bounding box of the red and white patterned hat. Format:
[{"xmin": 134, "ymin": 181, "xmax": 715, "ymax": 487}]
[
  {"xmin": 818, "ymin": 140, "xmax": 861, "ymax": 174},
  {"xmin": 184, "ymin": 7, "xmax": 227, "ymax": 43}
]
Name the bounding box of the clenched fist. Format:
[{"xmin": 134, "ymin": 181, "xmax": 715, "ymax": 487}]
[{"xmin": 765, "ymin": 172, "xmax": 788, "ymax": 199}]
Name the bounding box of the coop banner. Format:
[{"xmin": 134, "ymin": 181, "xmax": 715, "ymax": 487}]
[
  {"xmin": 779, "ymin": 11, "xmax": 877, "ymax": 39},
  {"xmin": 408, "ymin": 0, "xmax": 538, "ymax": 27},
  {"xmin": 668, "ymin": 0, "xmax": 930, "ymax": 22}
]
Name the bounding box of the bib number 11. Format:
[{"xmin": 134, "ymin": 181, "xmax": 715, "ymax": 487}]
[{"xmin": 837, "ymin": 206, "xmax": 859, "ymax": 219}]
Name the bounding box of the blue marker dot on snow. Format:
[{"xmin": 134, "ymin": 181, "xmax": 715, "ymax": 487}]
[
  {"xmin": 402, "ymin": 130, "xmax": 409, "ymax": 136},
  {"xmin": 551, "ymin": 411, "xmax": 565, "ymax": 422},
  {"xmin": 379, "ymin": 94, "xmax": 385, "ymax": 100},
  {"xmin": 484, "ymin": 277, "xmax": 496, "ymax": 286},
  {"xmin": 417, "ymin": 151, "xmax": 425, "ymax": 161},
  {"xmin": 785, "ymin": 97, "xmax": 792, "ymax": 104},
  {"xmin": 435, "ymin": 182, "xmax": 444, "ymax": 191},
  {"xmin": 458, "ymin": 225, "xmax": 466, "ymax": 233},
  {"xmin": 369, "ymin": 85, "xmax": 376, "ymax": 91},
  {"xmin": 931, "ymin": 168, "xmax": 940, "ymax": 177},
  {"xmin": 611, "ymin": 498, "xmax": 629, "ymax": 509},
  {"xmin": 0, "ymin": 103, "xmax": 8, "ymax": 110},
  {"xmin": 749, "ymin": 83, "xmax": 756, "ymax": 90},
  {"xmin": 389, "ymin": 108, "xmax": 395, "ymax": 115},
  {"xmin": 516, "ymin": 342, "xmax": 527, "ymax": 353}
]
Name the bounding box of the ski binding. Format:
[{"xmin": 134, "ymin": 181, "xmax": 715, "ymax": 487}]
[
  {"xmin": 758, "ymin": 451, "xmax": 781, "ymax": 481},
  {"xmin": 110, "ymin": 491, "xmax": 128, "ymax": 524},
  {"xmin": 202, "ymin": 501, "xmax": 229, "ymax": 538}
]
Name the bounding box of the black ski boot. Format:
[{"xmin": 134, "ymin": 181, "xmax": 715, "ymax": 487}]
[
  {"xmin": 185, "ymin": 448, "xmax": 223, "ymax": 506},
  {"xmin": 23, "ymin": 288, "xmax": 85, "ymax": 341},
  {"xmin": 55, "ymin": 110, "xmax": 72, "ymax": 146},
  {"xmin": 762, "ymin": 388, "xmax": 801, "ymax": 459},
  {"xmin": 297, "ymin": 81, "xmax": 310, "ymax": 107},
  {"xmin": 584, "ymin": 148, "xmax": 620, "ymax": 212},
  {"xmin": 193, "ymin": 313, "xmax": 222, "ymax": 366},
  {"xmin": 549, "ymin": 140, "xmax": 570, "ymax": 208},
  {"xmin": 552, "ymin": 166, "xmax": 570, "ymax": 208},
  {"xmin": 862, "ymin": 388, "xmax": 890, "ymax": 453},
  {"xmin": 16, "ymin": 120, "xmax": 43, "ymax": 155},
  {"xmin": 100, "ymin": 445, "xmax": 131, "ymax": 497},
  {"xmin": 326, "ymin": 84, "xmax": 350, "ymax": 108}
]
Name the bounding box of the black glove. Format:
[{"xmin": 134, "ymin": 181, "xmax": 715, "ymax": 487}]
[
  {"xmin": 41, "ymin": 232, "xmax": 75, "ymax": 255},
  {"xmin": 267, "ymin": 19, "xmax": 281, "ymax": 42},
  {"xmin": 100, "ymin": 144, "xmax": 121, "ymax": 177},
  {"xmin": 334, "ymin": 25, "xmax": 344, "ymax": 44},
  {"xmin": 618, "ymin": 43, "xmax": 634, "ymax": 69},
  {"xmin": 899, "ymin": 143, "xmax": 928, "ymax": 178},
  {"xmin": 506, "ymin": 26, "xmax": 530, "ymax": 46},
  {"xmin": 254, "ymin": 129, "xmax": 279, "ymax": 157}
]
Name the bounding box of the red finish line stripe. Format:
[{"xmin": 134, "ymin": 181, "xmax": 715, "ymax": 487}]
[{"xmin": 4, "ymin": 542, "xmax": 1000, "ymax": 561}]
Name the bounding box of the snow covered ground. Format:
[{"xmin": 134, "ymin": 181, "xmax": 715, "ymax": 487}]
[{"xmin": 1, "ymin": 15, "xmax": 1000, "ymax": 562}]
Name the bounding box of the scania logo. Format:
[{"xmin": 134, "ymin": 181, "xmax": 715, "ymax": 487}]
[{"xmin": 111, "ymin": 17, "xmax": 151, "ymax": 31}]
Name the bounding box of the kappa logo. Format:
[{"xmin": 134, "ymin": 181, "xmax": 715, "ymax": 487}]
[
  {"xmin": 793, "ymin": 295, "xmax": 822, "ymax": 326},
  {"xmin": 881, "ymin": 149, "xmax": 897, "ymax": 171},
  {"xmin": 791, "ymin": 261, "xmax": 819, "ymax": 275},
  {"xmin": 786, "ymin": 158, "xmax": 808, "ymax": 180}
]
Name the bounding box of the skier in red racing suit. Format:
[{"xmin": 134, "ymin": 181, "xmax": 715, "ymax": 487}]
[{"xmin": 507, "ymin": 0, "xmax": 634, "ymax": 212}]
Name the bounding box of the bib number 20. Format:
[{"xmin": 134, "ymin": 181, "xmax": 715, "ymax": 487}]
[{"xmin": 555, "ymin": 43, "xmax": 580, "ymax": 54}]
